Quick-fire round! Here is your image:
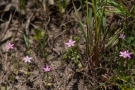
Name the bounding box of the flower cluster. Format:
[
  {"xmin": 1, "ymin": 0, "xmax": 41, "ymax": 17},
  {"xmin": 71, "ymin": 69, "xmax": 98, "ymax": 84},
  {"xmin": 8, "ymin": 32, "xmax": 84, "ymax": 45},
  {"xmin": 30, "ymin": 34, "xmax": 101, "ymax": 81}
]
[
  {"xmin": 119, "ymin": 50, "xmax": 132, "ymax": 58},
  {"xmin": 6, "ymin": 42, "xmax": 52, "ymax": 73}
]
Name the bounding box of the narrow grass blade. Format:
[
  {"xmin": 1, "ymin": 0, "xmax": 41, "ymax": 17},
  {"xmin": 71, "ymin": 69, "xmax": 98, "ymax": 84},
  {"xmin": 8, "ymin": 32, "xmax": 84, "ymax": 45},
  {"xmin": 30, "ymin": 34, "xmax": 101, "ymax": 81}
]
[
  {"xmin": 20, "ymin": 0, "xmax": 26, "ymax": 9},
  {"xmin": 34, "ymin": 28, "xmax": 42, "ymax": 41},
  {"xmin": 57, "ymin": 1, "xmax": 63, "ymax": 13},
  {"xmin": 106, "ymin": 0, "xmax": 131, "ymax": 16},
  {"xmin": 105, "ymin": 30, "xmax": 120, "ymax": 49},
  {"xmin": 23, "ymin": 34, "xmax": 29, "ymax": 49},
  {"xmin": 72, "ymin": 2, "xmax": 87, "ymax": 40}
]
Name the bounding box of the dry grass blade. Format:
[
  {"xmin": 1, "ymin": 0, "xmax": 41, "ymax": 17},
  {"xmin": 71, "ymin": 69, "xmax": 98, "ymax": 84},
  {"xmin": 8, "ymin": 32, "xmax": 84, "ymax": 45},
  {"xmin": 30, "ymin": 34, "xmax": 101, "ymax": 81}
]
[
  {"xmin": 25, "ymin": 13, "xmax": 34, "ymax": 35},
  {"xmin": 0, "ymin": 3, "xmax": 18, "ymax": 13},
  {"xmin": 0, "ymin": 12, "xmax": 12, "ymax": 42}
]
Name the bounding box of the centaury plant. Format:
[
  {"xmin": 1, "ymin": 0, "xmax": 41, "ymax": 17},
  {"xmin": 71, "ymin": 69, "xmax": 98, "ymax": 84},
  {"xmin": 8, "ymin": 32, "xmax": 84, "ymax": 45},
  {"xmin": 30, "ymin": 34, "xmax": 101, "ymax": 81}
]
[
  {"xmin": 23, "ymin": 56, "xmax": 32, "ymax": 77},
  {"xmin": 63, "ymin": 38, "xmax": 82, "ymax": 69},
  {"xmin": 43, "ymin": 65, "xmax": 51, "ymax": 86},
  {"xmin": 5, "ymin": 42, "xmax": 14, "ymax": 71}
]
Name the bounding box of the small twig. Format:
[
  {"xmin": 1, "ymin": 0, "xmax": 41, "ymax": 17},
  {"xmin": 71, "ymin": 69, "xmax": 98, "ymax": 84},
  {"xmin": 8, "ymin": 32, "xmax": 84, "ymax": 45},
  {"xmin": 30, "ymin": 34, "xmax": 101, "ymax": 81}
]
[
  {"xmin": 0, "ymin": 12, "xmax": 12, "ymax": 42},
  {"xmin": 25, "ymin": 13, "xmax": 34, "ymax": 35}
]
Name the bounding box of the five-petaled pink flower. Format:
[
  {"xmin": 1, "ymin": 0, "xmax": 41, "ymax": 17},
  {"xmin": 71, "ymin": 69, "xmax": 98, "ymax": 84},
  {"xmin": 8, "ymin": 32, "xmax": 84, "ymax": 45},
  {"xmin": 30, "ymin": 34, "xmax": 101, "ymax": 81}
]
[
  {"xmin": 6, "ymin": 43, "xmax": 14, "ymax": 50},
  {"xmin": 43, "ymin": 65, "xmax": 50, "ymax": 72},
  {"xmin": 119, "ymin": 33, "xmax": 125, "ymax": 39},
  {"xmin": 65, "ymin": 39, "xmax": 76, "ymax": 47},
  {"xmin": 119, "ymin": 50, "xmax": 132, "ymax": 58},
  {"xmin": 23, "ymin": 56, "xmax": 32, "ymax": 63},
  {"xmin": 125, "ymin": 50, "xmax": 132, "ymax": 58}
]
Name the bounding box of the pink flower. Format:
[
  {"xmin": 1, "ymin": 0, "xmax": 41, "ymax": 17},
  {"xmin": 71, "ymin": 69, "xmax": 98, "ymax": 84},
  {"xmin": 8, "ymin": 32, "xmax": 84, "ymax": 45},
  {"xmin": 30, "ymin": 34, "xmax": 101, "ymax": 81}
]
[
  {"xmin": 119, "ymin": 33, "xmax": 125, "ymax": 39},
  {"xmin": 23, "ymin": 56, "xmax": 32, "ymax": 63},
  {"xmin": 119, "ymin": 50, "xmax": 132, "ymax": 58},
  {"xmin": 65, "ymin": 39, "xmax": 76, "ymax": 47},
  {"xmin": 125, "ymin": 50, "xmax": 132, "ymax": 58},
  {"xmin": 43, "ymin": 65, "xmax": 50, "ymax": 72},
  {"xmin": 119, "ymin": 51, "xmax": 127, "ymax": 58},
  {"xmin": 6, "ymin": 43, "xmax": 14, "ymax": 50}
]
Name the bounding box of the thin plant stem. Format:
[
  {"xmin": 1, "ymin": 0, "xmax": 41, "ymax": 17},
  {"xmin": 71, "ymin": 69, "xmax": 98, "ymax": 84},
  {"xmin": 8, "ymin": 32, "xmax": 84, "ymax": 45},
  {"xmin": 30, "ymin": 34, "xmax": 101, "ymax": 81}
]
[{"xmin": 26, "ymin": 63, "xmax": 29, "ymax": 77}]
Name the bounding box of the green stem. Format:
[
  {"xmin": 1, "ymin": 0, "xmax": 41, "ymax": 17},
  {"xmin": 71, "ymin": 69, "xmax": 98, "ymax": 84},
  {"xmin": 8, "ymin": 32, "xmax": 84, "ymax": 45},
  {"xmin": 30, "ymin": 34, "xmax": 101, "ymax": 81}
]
[
  {"xmin": 26, "ymin": 63, "xmax": 29, "ymax": 76},
  {"xmin": 46, "ymin": 72, "xmax": 49, "ymax": 82},
  {"xmin": 91, "ymin": 0, "xmax": 100, "ymax": 66},
  {"xmin": 91, "ymin": 0, "xmax": 99, "ymax": 44},
  {"xmin": 86, "ymin": 0, "xmax": 90, "ymax": 56}
]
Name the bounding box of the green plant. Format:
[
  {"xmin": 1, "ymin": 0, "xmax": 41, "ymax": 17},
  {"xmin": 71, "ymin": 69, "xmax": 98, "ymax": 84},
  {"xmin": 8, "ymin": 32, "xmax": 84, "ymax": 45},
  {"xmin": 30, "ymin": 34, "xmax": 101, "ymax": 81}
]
[
  {"xmin": 73, "ymin": 0, "xmax": 135, "ymax": 89},
  {"xmin": 33, "ymin": 28, "xmax": 48, "ymax": 60},
  {"xmin": 63, "ymin": 37, "xmax": 82, "ymax": 69},
  {"xmin": 23, "ymin": 56, "xmax": 32, "ymax": 76},
  {"xmin": 43, "ymin": 65, "xmax": 51, "ymax": 84},
  {"xmin": 72, "ymin": 0, "xmax": 108, "ymax": 79},
  {"xmin": 19, "ymin": 0, "xmax": 26, "ymax": 10},
  {"xmin": 56, "ymin": 0, "xmax": 68, "ymax": 13}
]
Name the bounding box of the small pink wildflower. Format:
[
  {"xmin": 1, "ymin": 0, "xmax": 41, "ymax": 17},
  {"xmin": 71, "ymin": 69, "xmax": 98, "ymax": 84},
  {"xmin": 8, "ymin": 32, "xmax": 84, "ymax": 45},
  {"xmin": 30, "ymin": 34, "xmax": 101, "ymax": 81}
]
[
  {"xmin": 119, "ymin": 33, "xmax": 125, "ymax": 39},
  {"xmin": 6, "ymin": 43, "xmax": 14, "ymax": 50},
  {"xmin": 125, "ymin": 50, "xmax": 132, "ymax": 58},
  {"xmin": 119, "ymin": 51, "xmax": 127, "ymax": 58},
  {"xmin": 119, "ymin": 50, "xmax": 132, "ymax": 58},
  {"xmin": 23, "ymin": 56, "xmax": 32, "ymax": 63},
  {"xmin": 65, "ymin": 39, "xmax": 76, "ymax": 47},
  {"xmin": 43, "ymin": 65, "xmax": 50, "ymax": 72}
]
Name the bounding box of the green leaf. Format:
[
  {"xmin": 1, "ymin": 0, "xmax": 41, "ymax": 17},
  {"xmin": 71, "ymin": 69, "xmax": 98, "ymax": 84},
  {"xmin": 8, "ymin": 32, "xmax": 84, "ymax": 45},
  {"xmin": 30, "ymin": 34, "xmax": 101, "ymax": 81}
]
[
  {"xmin": 0, "ymin": 19, "xmax": 4, "ymax": 22},
  {"xmin": 4, "ymin": 85, "xmax": 7, "ymax": 90},
  {"xmin": 57, "ymin": 1, "xmax": 63, "ymax": 13},
  {"xmin": 34, "ymin": 28, "xmax": 42, "ymax": 41},
  {"xmin": 72, "ymin": 2, "xmax": 87, "ymax": 40},
  {"xmin": 106, "ymin": 0, "xmax": 131, "ymax": 16},
  {"xmin": 64, "ymin": 0, "xmax": 68, "ymax": 8},
  {"xmin": 87, "ymin": 8, "xmax": 92, "ymax": 29},
  {"xmin": 78, "ymin": 62, "xmax": 82, "ymax": 69},
  {"xmin": 20, "ymin": 0, "xmax": 26, "ymax": 9},
  {"xmin": 23, "ymin": 34, "xmax": 29, "ymax": 48},
  {"xmin": 105, "ymin": 31, "xmax": 119, "ymax": 49}
]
